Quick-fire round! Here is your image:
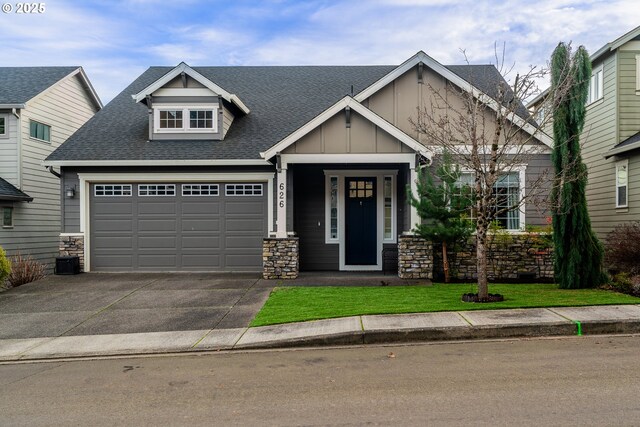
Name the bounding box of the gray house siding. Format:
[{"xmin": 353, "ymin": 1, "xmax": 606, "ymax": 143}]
[
  {"xmin": 0, "ymin": 112, "xmax": 19, "ymax": 187},
  {"xmin": 0, "ymin": 73, "xmax": 98, "ymax": 267}
]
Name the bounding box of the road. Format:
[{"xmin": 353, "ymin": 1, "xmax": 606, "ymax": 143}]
[{"xmin": 2, "ymin": 335, "xmax": 640, "ymax": 426}]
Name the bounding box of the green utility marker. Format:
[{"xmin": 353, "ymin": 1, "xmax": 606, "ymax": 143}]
[{"xmin": 573, "ymin": 320, "xmax": 583, "ymax": 336}]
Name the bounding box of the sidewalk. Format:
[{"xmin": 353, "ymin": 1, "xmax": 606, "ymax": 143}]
[{"xmin": 2, "ymin": 304, "xmax": 640, "ymax": 361}]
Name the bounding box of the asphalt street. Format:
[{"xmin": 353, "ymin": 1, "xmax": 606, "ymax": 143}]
[{"xmin": 2, "ymin": 335, "xmax": 640, "ymax": 426}]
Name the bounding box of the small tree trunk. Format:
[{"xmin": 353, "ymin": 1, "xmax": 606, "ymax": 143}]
[
  {"xmin": 476, "ymin": 226, "xmax": 489, "ymax": 299},
  {"xmin": 442, "ymin": 241, "xmax": 450, "ymax": 283}
]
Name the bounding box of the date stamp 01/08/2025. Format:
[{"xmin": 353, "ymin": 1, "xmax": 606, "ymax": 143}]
[{"xmin": 2, "ymin": 2, "xmax": 46, "ymax": 13}]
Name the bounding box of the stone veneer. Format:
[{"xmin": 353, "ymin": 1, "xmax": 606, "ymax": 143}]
[
  {"xmin": 59, "ymin": 234, "xmax": 85, "ymax": 271},
  {"xmin": 263, "ymin": 237, "xmax": 299, "ymax": 279},
  {"xmin": 398, "ymin": 235, "xmax": 434, "ymax": 279},
  {"xmin": 433, "ymin": 233, "xmax": 554, "ymax": 281}
]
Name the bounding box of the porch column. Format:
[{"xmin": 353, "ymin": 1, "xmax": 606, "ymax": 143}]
[
  {"xmin": 276, "ymin": 164, "xmax": 288, "ymax": 238},
  {"xmin": 409, "ymin": 164, "xmax": 419, "ymax": 233}
]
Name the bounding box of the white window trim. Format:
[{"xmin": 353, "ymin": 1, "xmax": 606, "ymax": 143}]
[
  {"xmin": 587, "ymin": 64, "xmax": 604, "ymax": 106},
  {"xmin": 323, "ymin": 170, "xmax": 398, "ymax": 271},
  {"xmin": 459, "ymin": 165, "xmax": 527, "ymax": 232},
  {"xmin": 29, "ymin": 119, "xmax": 52, "ymax": 143},
  {"xmin": 616, "ymin": 159, "xmax": 629, "ymax": 208},
  {"xmin": 153, "ymin": 104, "xmax": 219, "ymax": 134},
  {"xmin": 0, "ymin": 114, "xmax": 8, "ymax": 138},
  {"xmin": 224, "ymin": 183, "xmax": 263, "ymax": 196},
  {"xmin": 636, "ymin": 54, "xmax": 640, "ymax": 93}
]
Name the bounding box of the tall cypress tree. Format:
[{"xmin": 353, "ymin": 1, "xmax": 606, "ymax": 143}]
[{"xmin": 550, "ymin": 43, "xmax": 604, "ymax": 289}]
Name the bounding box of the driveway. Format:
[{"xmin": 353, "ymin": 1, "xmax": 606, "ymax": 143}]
[{"xmin": 0, "ymin": 273, "xmax": 273, "ymax": 339}]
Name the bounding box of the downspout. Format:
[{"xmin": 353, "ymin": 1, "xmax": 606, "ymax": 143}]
[{"xmin": 47, "ymin": 165, "xmax": 62, "ymax": 178}]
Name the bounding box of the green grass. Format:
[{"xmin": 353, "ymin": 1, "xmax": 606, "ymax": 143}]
[{"xmin": 250, "ymin": 283, "xmax": 640, "ymax": 327}]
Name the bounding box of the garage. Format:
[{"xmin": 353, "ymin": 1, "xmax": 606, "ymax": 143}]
[{"xmin": 89, "ymin": 182, "xmax": 267, "ymax": 271}]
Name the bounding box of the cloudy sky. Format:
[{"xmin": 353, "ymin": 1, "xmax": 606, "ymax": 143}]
[{"xmin": 1, "ymin": 0, "xmax": 639, "ymax": 103}]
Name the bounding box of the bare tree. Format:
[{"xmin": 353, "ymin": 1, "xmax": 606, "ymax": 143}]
[{"xmin": 410, "ymin": 46, "xmax": 574, "ymax": 300}]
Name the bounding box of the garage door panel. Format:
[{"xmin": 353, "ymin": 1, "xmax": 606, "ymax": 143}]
[
  {"xmin": 226, "ymin": 218, "xmax": 264, "ymax": 232},
  {"xmin": 181, "ymin": 219, "xmax": 220, "ymax": 232},
  {"xmin": 138, "ymin": 219, "xmax": 177, "ymax": 232},
  {"xmin": 182, "ymin": 201, "xmax": 220, "ymax": 215},
  {"xmin": 225, "ymin": 201, "xmax": 264, "ymax": 215},
  {"xmin": 181, "ymin": 254, "xmax": 221, "ymax": 268},
  {"xmin": 91, "ymin": 236, "xmax": 133, "ymax": 249},
  {"xmin": 138, "ymin": 254, "xmax": 178, "ymax": 269},
  {"xmin": 138, "ymin": 202, "xmax": 177, "ymax": 215},
  {"xmin": 93, "ymin": 219, "xmax": 133, "ymax": 233},
  {"xmin": 182, "ymin": 235, "xmax": 221, "ymax": 249},
  {"xmin": 90, "ymin": 181, "xmax": 267, "ymax": 271},
  {"xmin": 138, "ymin": 236, "xmax": 177, "ymax": 249}
]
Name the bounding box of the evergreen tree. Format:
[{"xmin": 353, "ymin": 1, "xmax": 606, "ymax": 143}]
[
  {"xmin": 550, "ymin": 43, "xmax": 604, "ymax": 289},
  {"xmin": 409, "ymin": 151, "xmax": 473, "ymax": 282}
]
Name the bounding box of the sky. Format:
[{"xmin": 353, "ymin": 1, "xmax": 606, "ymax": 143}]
[{"xmin": 1, "ymin": 0, "xmax": 639, "ymax": 104}]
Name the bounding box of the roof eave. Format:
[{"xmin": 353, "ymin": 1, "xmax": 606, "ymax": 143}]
[
  {"xmin": 0, "ymin": 103, "xmax": 25, "ymax": 109},
  {"xmin": 604, "ymin": 140, "xmax": 640, "ymax": 159}
]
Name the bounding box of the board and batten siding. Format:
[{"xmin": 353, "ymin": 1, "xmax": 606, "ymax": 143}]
[
  {"xmin": 0, "ymin": 112, "xmax": 19, "ymax": 187},
  {"xmin": 0, "ymin": 72, "xmax": 98, "ymax": 268}
]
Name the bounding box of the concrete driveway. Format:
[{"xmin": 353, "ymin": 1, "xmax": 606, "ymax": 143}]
[{"xmin": 0, "ymin": 273, "xmax": 272, "ymax": 339}]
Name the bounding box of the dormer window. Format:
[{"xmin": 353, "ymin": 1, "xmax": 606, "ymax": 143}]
[{"xmin": 153, "ymin": 105, "xmax": 218, "ymax": 134}]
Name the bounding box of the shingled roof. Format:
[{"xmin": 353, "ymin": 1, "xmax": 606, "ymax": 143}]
[
  {"xmin": 0, "ymin": 67, "xmax": 79, "ymax": 105},
  {"xmin": 0, "ymin": 178, "xmax": 32, "ymax": 202},
  {"xmin": 46, "ymin": 63, "xmax": 530, "ymax": 162}
]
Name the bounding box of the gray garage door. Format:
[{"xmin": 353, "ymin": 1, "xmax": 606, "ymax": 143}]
[{"xmin": 90, "ymin": 182, "xmax": 267, "ymax": 271}]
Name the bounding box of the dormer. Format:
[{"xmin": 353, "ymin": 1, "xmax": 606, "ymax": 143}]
[{"xmin": 132, "ymin": 62, "xmax": 249, "ymax": 141}]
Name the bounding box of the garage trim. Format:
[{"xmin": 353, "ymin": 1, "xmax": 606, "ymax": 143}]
[{"xmin": 78, "ymin": 172, "xmax": 275, "ymax": 271}]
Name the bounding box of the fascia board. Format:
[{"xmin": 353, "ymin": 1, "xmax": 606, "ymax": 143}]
[{"xmin": 42, "ymin": 159, "xmax": 272, "ymax": 167}]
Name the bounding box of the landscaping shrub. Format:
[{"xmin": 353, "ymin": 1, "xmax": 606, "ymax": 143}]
[
  {"xmin": 0, "ymin": 247, "xmax": 10, "ymax": 288},
  {"xmin": 7, "ymin": 252, "xmax": 46, "ymax": 288},
  {"xmin": 602, "ymin": 273, "xmax": 640, "ymax": 297},
  {"xmin": 605, "ymin": 222, "xmax": 640, "ymax": 275}
]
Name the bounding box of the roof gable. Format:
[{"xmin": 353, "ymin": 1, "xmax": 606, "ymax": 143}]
[
  {"xmin": 356, "ymin": 51, "xmax": 551, "ymax": 148},
  {"xmin": 261, "ymin": 96, "xmax": 430, "ymax": 159},
  {"xmin": 0, "ymin": 66, "xmax": 102, "ymax": 109},
  {"xmin": 132, "ymin": 62, "xmax": 250, "ymax": 114}
]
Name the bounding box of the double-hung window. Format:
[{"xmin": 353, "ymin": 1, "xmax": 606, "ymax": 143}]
[
  {"xmin": 0, "ymin": 115, "xmax": 7, "ymax": 137},
  {"xmin": 616, "ymin": 160, "xmax": 628, "ymax": 208},
  {"xmin": 154, "ymin": 106, "xmax": 218, "ymax": 133},
  {"xmin": 587, "ymin": 65, "xmax": 604, "ymax": 105},
  {"xmin": 2, "ymin": 206, "xmax": 13, "ymax": 228}
]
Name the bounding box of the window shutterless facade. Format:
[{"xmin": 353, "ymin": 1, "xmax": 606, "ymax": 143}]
[
  {"xmin": 30, "ymin": 120, "xmax": 51, "ymax": 142},
  {"xmin": 587, "ymin": 64, "xmax": 604, "ymax": 105},
  {"xmin": 616, "ymin": 160, "xmax": 628, "ymax": 208},
  {"xmin": 154, "ymin": 106, "xmax": 218, "ymax": 133},
  {"xmin": 2, "ymin": 206, "xmax": 13, "ymax": 228}
]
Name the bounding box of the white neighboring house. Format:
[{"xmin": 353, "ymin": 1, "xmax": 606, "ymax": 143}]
[{"xmin": 0, "ymin": 67, "xmax": 101, "ymax": 269}]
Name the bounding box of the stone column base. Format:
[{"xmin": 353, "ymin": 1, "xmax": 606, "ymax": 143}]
[
  {"xmin": 263, "ymin": 237, "xmax": 299, "ymax": 279},
  {"xmin": 59, "ymin": 234, "xmax": 85, "ymax": 272},
  {"xmin": 398, "ymin": 235, "xmax": 433, "ymax": 279}
]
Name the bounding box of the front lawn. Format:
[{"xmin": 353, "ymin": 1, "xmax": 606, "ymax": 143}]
[{"xmin": 251, "ymin": 283, "xmax": 640, "ymax": 327}]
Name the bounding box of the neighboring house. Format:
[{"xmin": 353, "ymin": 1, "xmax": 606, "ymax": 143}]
[
  {"xmin": 529, "ymin": 25, "xmax": 640, "ymax": 239},
  {"xmin": 44, "ymin": 52, "xmax": 551, "ymax": 274},
  {"xmin": 0, "ymin": 67, "xmax": 102, "ymax": 268}
]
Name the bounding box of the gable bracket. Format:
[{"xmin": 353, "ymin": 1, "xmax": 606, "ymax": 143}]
[
  {"xmin": 418, "ymin": 62, "xmax": 424, "ymax": 84},
  {"xmin": 345, "ymin": 106, "xmax": 351, "ymax": 128},
  {"xmin": 181, "ymin": 71, "xmax": 187, "ymax": 88}
]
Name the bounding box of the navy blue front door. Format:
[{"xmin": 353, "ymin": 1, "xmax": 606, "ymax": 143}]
[{"xmin": 345, "ymin": 177, "xmax": 377, "ymax": 265}]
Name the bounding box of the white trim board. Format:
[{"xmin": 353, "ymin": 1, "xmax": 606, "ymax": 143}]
[{"xmin": 76, "ymin": 172, "xmax": 274, "ymax": 271}]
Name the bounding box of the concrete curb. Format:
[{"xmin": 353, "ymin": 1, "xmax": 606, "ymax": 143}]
[{"xmin": 2, "ymin": 305, "xmax": 640, "ymax": 361}]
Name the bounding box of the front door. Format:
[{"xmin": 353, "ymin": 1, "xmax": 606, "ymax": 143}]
[{"xmin": 345, "ymin": 177, "xmax": 377, "ymax": 265}]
